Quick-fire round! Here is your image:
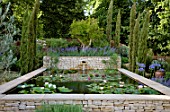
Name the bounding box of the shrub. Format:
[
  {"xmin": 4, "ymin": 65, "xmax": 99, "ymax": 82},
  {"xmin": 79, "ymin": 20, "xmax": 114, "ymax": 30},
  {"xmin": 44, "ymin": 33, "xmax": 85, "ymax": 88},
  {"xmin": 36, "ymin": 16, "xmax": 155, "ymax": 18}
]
[{"xmin": 46, "ymin": 38, "xmax": 68, "ymax": 48}]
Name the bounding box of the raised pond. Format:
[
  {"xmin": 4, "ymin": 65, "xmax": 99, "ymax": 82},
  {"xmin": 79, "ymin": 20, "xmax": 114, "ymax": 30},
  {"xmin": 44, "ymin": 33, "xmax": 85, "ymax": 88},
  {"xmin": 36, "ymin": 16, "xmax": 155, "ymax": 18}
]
[{"xmin": 5, "ymin": 69, "xmax": 161, "ymax": 95}]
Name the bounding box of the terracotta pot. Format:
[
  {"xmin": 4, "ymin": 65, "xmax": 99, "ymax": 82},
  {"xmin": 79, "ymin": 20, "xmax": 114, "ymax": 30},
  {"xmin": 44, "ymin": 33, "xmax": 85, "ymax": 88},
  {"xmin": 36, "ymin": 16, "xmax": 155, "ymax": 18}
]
[{"xmin": 155, "ymin": 70, "xmax": 164, "ymax": 78}]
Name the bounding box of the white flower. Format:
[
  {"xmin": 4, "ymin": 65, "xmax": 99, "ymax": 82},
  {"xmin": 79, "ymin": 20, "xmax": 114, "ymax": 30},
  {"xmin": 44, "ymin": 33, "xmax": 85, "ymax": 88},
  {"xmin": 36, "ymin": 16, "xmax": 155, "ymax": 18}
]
[
  {"xmin": 119, "ymin": 84, "xmax": 124, "ymax": 87},
  {"xmin": 119, "ymin": 81, "xmax": 124, "ymax": 84},
  {"xmin": 100, "ymin": 87, "xmax": 104, "ymax": 90},
  {"xmin": 50, "ymin": 75, "xmax": 52, "ymax": 77},
  {"xmin": 144, "ymin": 85, "xmax": 147, "ymax": 88},
  {"xmin": 138, "ymin": 85, "xmax": 143, "ymax": 89},
  {"xmin": 40, "ymin": 87, "xmax": 44, "ymax": 89},
  {"xmin": 48, "ymin": 84, "xmax": 52, "ymax": 88},
  {"xmin": 110, "ymin": 86, "xmax": 113, "ymax": 88},
  {"xmin": 103, "ymin": 80, "xmax": 107, "ymax": 83},
  {"xmin": 21, "ymin": 85, "xmax": 26, "ymax": 88},
  {"xmin": 60, "ymin": 75, "xmax": 62, "ymax": 77},
  {"xmin": 45, "ymin": 82, "xmax": 49, "ymax": 85},
  {"xmin": 53, "ymin": 85, "xmax": 56, "ymax": 89}
]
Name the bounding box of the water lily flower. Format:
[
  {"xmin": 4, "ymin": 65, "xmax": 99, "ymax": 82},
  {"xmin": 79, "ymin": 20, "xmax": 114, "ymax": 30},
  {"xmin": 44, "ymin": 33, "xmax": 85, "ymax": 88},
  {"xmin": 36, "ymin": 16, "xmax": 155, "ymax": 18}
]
[
  {"xmin": 53, "ymin": 85, "xmax": 56, "ymax": 89},
  {"xmin": 138, "ymin": 85, "xmax": 143, "ymax": 89},
  {"xmin": 21, "ymin": 85, "xmax": 26, "ymax": 88},
  {"xmin": 103, "ymin": 80, "xmax": 107, "ymax": 83},
  {"xmin": 100, "ymin": 87, "xmax": 104, "ymax": 90},
  {"xmin": 45, "ymin": 82, "xmax": 49, "ymax": 85},
  {"xmin": 48, "ymin": 84, "xmax": 52, "ymax": 88},
  {"xmin": 119, "ymin": 84, "xmax": 124, "ymax": 87}
]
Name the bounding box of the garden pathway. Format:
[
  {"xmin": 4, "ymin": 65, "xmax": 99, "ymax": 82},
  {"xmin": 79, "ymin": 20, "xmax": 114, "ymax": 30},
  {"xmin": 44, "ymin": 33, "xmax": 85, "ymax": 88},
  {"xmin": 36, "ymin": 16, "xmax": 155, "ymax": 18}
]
[
  {"xmin": 0, "ymin": 67, "xmax": 47, "ymax": 94},
  {"xmin": 118, "ymin": 68, "xmax": 170, "ymax": 96}
]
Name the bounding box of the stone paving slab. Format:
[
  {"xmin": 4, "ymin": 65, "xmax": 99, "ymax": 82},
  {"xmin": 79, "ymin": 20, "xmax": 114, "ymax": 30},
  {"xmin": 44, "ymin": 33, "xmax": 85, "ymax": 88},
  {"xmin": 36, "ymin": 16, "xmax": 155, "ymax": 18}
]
[
  {"xmin": 43, "ymin": 94, "xmax": 85, "ymax": 100},
  {"xmin": 118, "ymin": 68, "xmax": 170, "ymax": 96},
  {"xmin": 0, "ymin": 67, "xmax": 47, "ymax": 94},
  {"xmin": 1, "ymin": 94, "xmax": 45, "ymax": 100}
]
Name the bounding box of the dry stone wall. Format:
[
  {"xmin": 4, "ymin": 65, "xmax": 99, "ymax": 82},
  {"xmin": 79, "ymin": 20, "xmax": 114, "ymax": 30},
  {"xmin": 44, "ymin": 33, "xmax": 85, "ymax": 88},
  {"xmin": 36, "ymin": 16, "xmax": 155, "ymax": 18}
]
[
  {"xmin": 0, "ymin": 94, "xmax": 170, "ymax": 112},
  {"xmin": 43, "ymin": 56, "xmax": 121, "ymax": 69}
]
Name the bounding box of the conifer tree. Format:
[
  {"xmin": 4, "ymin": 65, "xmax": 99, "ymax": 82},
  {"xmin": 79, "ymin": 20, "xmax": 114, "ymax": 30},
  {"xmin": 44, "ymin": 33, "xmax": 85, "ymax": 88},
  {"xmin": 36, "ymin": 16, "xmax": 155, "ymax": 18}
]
[
  {"xmin": 106, "ymin": 0, "xmax": 113, "ymax": 44},
  {"xmin": 114, "ymin": 9, "xmax": 121, "ymax": 48},
  {"xmin": 19, "ymin": 9, "xmax": 30, "ymax": 74},
  {"xmin": 129, "ymin": 3, "xmax": 136, "ymax": 71},
  {"xmin": 138, "ymin": 11, "xmax": 150, "ymax": 64},
  {"xmin": 132, "ymin": 13, "xmax": 140, "ymax": 72},
  {"xmin": 19, "ymin": 0, "xmax": 40, "ymax": 75}
]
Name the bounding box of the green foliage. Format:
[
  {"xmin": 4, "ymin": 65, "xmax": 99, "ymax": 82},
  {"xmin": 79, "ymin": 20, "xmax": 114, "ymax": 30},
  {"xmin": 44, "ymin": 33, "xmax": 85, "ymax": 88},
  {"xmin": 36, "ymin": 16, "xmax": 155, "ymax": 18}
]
[
  {"xmin": 0, "ymin": 1, "xmax": 19, "ymax": 72},
  {"xmin": 58, "ymin": 86, "xmax": 73, "ymax": 93},
  {"xmin": 40, "ymin": 0, "xmax": 85, "ymax": 38},
  {"xmin": 69, "ymin": 18, "xmax": 106, "ymax": 50},
  {"xmin": 106, "ymin": 0, "xmax": 113, "ymax": 43},
  {"xmin": 36, "ymin": 104, "xmax": 83, "ymax": 112},
  {"xmin": 129, "ymin": 2, "xmax": 136, "ymax": 71},
  {"xmin": 114, "ymin": 9, "xmax": 121, "ymax": 48},
  {"xmin": 131, "ymin": 13, "xmax": 140, "ymax": 72},
  {"xmin": 19, "ymin": 0, "xmax": 40, "ymax": 75},
  {"xmin": 116, "ymin": 45, "xmax": 129, "ymax": 57},
  {"xmin": 46, "ymin": 38, "xmax": 69, "ymax": 48},
  {"xmin": 102, "ymin": 53, "xmax": 118, "ymax": 69},
  {"xmin": 87, "ymin": 80, "xmax": 160, "ymax": 94},
  {"xmin": 138, "ymin": 11, "xmax": 150, "ymax": 64},
  {"xmin": 148, "ymin": 0, "xmax": 170, "ymax": 55},
  {"xmin": 92, "ymin": 0, "xmax": 132, "ymax": 45}
]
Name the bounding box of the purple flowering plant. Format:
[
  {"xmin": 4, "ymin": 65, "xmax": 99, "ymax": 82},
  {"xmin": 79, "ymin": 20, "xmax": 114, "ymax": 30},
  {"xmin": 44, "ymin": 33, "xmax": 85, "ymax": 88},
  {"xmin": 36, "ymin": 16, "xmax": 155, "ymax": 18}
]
[
  {"xmin": 137, "ymin": 63, "xmax": 146, "ymax": 77},
  {"xmin": 149, "ymin": 59, "xmax": 166, "ymax": 78}
]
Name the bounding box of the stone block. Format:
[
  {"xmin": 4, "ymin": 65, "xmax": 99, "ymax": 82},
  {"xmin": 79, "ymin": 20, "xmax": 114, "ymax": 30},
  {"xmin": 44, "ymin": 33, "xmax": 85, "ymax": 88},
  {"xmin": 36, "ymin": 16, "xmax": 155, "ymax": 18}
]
[
  {"xmin": 73, "ymin": 100, "xmax": 82, "ymax": 104},
  {"xmin": 5, "ymin": 103, "xmax": 19, "ymax": 107},
  {"xmin": 19, "ymin": 104, "xmax": 26, "ymax": 110},
  {"xmin": 156, "ymin": 106, "xmax": 164, "ymax": 110},
  {"xmin": 26, "ymin": 102, "xmax": 35, "ymax": 106},
  {"xmin": 64, "ymin": 100, "xmax": 73, "ymax": 104},
  {"xmin": 93, "ymin": 100, "xmax": 102, "ymax": 106},
  {"xmin": 48, "ymin": 101, "xmax": 56, "ymax": 104},
  {"xmin": 26, "ymin": 106, "xmax": 35, "ymax": 110},
  {"xmin": 55, "ymin": 101, "xmax": 64, "ymax": 104},
  {"xmin": 35, "ymin": 103, "xmax": 42, "ymax": 106},
  {"xmin": 83, "ymin": 101, "xmax": 87, "ymax": 104}
]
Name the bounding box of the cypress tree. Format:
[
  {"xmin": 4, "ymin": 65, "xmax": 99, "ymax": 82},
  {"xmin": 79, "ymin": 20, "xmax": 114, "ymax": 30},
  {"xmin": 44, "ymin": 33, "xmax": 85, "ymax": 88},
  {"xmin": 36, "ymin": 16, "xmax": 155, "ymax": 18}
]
[
  {"xmin": 19, "ymin": 8, "xmax": 30, "ymax": 74},
  {"xmin": 27, "ymin": 0, "xmax": 40, "ymax": 72},
  {"xmin": 114, "ymin": 9, "xmax": 121, "ymax": 48},
  {"xmin": 106, "ymin": 0, "xmax": 113, "ymax": 44},
  {"xmin": 132, "ymin": 13, "xmax": 140, "ymax": 72},
  {"xmin": 129, "ymin": 3, "xmax": 136, "ymax": 71},
  {"xmin": 138, "ymin": 11, "xmax": 150, "ymax": 64},
  {"xmin": 19, "ymin": 0, "xmax": 40, "ymax": 75}
]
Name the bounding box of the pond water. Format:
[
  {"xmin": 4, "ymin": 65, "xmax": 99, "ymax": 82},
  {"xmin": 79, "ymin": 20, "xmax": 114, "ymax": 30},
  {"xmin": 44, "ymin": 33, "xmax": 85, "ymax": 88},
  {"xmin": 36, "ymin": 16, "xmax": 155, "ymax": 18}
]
[{"xmin": 5, "ymin": 69, "xmax": 161, "ymax": 95}]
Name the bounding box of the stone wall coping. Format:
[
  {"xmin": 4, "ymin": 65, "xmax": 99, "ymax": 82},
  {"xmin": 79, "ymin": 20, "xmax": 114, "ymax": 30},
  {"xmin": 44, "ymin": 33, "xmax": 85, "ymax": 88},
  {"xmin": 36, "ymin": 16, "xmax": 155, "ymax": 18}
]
[
  {"xmin": 1, "ymin": 94, "xmax": 170, "ymax": 101},
  {"xmin": 1, "ymin": 94, "xmax": 45, "ymax": 100},
  {"xmin": 43, "ymin": 94, "xmax": 84, "ymax": 100},
  {"xmin": 118, "ymin": 68, "xmax": 170, "ymax": 96},
  {"xmin": 0, "ymin": 67, "xmax": 47, "ymax": 94},
  {"xmin": 59, "ymin": 56, "xmax": 111, "ymax": 57},
  {"xmin": 84, "ymin": 94, "xmax": 170, "ymax": 100}
]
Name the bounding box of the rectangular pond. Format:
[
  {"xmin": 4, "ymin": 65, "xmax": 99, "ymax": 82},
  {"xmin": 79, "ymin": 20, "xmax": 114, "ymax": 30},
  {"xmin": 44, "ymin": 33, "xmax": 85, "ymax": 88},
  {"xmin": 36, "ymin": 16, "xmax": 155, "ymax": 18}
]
[{"xmin": 5, "ymin": 69, "xmax": 161, "ymax": 95}]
